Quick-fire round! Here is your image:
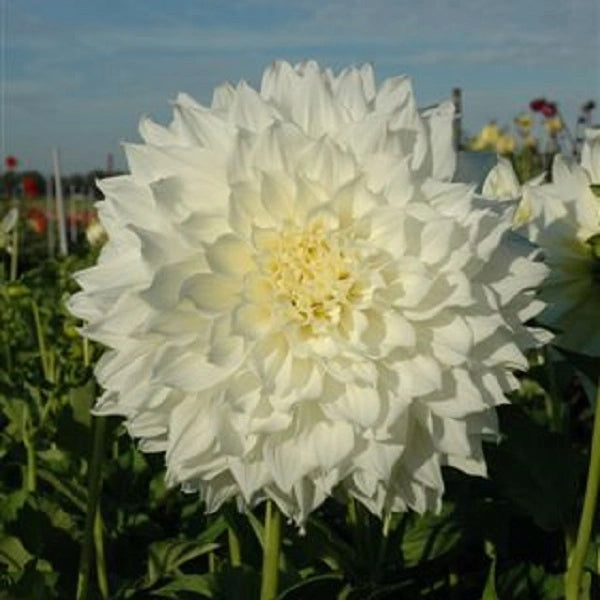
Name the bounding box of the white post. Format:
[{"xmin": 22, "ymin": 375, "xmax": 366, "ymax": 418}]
[
  {"xmin": 52, "ymin": 148, "xmax": 68, "ymax": 256},
  {"xmin": 46, "ymin": 176, "xmax": 55, "ymax": 257}
]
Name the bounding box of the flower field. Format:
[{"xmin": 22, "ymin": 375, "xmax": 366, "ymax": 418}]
[{"xmin": 1, "ymin": 62, "xmax": 599, "ymax": 599}]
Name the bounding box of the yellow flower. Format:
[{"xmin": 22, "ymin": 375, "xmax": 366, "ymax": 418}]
[
  {"xmin": 496, "ymin": 132, "xmax": 516, "ymax": 154},
  {"xmin": 524, "ymin": 135, "xmax": 538, "ymax": 149},
  {"xmin": 545, "ymin": 117, "xmax": 563, "ymax": 135},
  {"xmin": 514, "ymin": 113, "xmax": 532, "ymax": 132}
]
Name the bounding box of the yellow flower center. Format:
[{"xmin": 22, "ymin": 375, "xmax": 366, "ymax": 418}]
[{"xmin": 258, "ymin": 221, "xmax": 361, "ymax": 331}]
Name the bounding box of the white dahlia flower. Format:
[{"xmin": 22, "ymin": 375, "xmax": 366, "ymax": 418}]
[
  {"xmin": 0, "ymin": 207, "xmax": 18, "ymax": 251},
  {"xmin": 69, "ymin": 61, "xmax": 549, "ymax": 524},
  {"xmin": 512, "ymin": 130, "xmax": 600, "ymax": 356},
  {"xmin": 481, "ymin": 156, "xmax": 546, "ymax": 226}
]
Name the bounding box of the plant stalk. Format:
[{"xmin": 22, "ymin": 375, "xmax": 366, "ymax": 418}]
[
  {"xmin": 22, "ymin": 405, "xmax": 36, "ymax": 493},
  {"xmin": 31, "ymin": 299, "xmax": 50, "ymax": 381},
  {"xmin": 565, "ymin": 375, "xmax": 600, "ymax": 600},
  {"xmin": 260, "ymin": 500, "xmax": 282, "ymax": 600},
  {"xmin": 76, "ymin": 415, "xmax": 107, "ymax": 600},
  {"xmin": 9, "ymin": 222, "xmax": 18, "ymax": 281},
  {"xmin": 93, "ymin": 507, "xmax": 109, "ymax": 600},
  {"xmin": 228, "ymin": 524, "xmax": 242, "ymax": 567}
]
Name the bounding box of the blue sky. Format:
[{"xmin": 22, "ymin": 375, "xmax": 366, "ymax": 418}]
[{"xmin": 5, "ymin": 0, "xmax": 599, "ymax": 174}]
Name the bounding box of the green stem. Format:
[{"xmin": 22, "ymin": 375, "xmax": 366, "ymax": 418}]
[
  {"xmin": 22, "ymin": 405, "xmax": 36, "ymax": 493},
  {"xmin": 224, "ymin": 503, "xmax": 242, "ymax": 567},
  {"xmin": 76, "ymin": 415, "xmax": 107, "ymax": 600},
  {"xmin": 228, "ymin": 524, "xmax": 242, "ymax": 567},
  {"xmin": 31, "ymin": 299, "xmax": 50, "ymax": 381},
  {"xmin": 374, "ymin": 513, "xmax": 392, "ymax": 583},
  {"xmin": 93, "ymin": 508, "xmax": 109, "ymax": 600},
  {"xmin": 9, "ymin": 222, "xmax": 18, "ymax": 281},
  {"xmin": 260, "ymin": 500, "xmax": 282, "ymax": 600},
  {"xmin": 565, "ymin": 376, "xmax": 600, "ymax": 600},
  {"xmin": 83, "ymin": 337, "xmax": 90, "ymax": 367},
  {"xmin": 544, "ymin": 346, "xmax": 563, "ymax": 433},
  {"xmin": 3, "ymin": 336, "xmax": 12, "ymax": 373}
]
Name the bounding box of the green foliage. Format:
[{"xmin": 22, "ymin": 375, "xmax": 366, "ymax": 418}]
[{"xmin": 0, "ymin": 229, "xmax": 597, "ymax": 600}]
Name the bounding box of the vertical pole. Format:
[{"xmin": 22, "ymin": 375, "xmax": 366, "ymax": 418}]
[
  {"xmin": 52, "ymin": 148, "xmax": 68, "ymax": 256},
  {"xmin": 46, "ymin": 176, "xmax": 55, "ymax": 257},
  {"xmin": 69, "ymin": 184, "xmax": 77, "ymax": 244},
  {"xmin": 452, "ymin": 87, "xmax": 462, "ymax": 152}
]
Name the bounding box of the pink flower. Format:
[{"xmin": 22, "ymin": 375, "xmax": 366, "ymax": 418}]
[{"xmin": 540, "ymin": 102, "xmax": 557, "ymax": 118}]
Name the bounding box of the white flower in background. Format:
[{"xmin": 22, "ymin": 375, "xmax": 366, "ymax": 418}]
[
  {"xmin": 85, "ymin": 218, "xmax": 107, "ymax": 247},
  {"xmin": 69, "ymin": 61, "xmax": 548, "ymax": 525},
  {"xmin": 581, "ymin": 128, "xmax": 600, "ymax": 183},
  {"xmin": 514, "ymin": 130, "xmax": 600, "ymax": 356},
  {"xmin": 481, "ymin": 156, "xmax": 545, "ymax": 226},
  {"xmin": 0, "ymin": 207, "xmax": 18, "ymax": 251}
]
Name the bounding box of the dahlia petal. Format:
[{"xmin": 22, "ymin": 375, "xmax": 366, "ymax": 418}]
[
  {"xmin": 211, "ymin": 81, "xmax": 236, "ymax": 111},
  {"xmin": 173, "ymin": 97, "xmax": 236, "ymax": 153},
  {"xmin": 298, "ymin": 137, "xmax": 356, "ymax": 191},
  {"xmin": 232, "ymin": 303, "xmax": 272, "ymax": 339},
  {"xmin": 322, "ymin": 383, "xmax": 381, "ymax": 428},
  {"xmin": 182, "ymin": 273, "xmax": 240, "ymax": 313},
  {"xmin": 154, "ymin": 344, "xmax": 243, "ymax": 392},
  {"xmin": 421, "ymin": 100, "xmax": 456, "ymax": 182},
  {"xmin": 124, "ymin": 143, "xmax": 225, "ymax": 185},
  {"xmin": 139, "ymin": 116, "xmax": 181, "ymax": 147},
  {"xmin": 230, "ymin": 80, "xmax": 279, "ymax": 131},
  {"xmin": 206, "ymin": 234, "xmax": 255, "ymax": 276},
  {"xmin": 334, "ymin": 66, "xmax": 370, "ymax": 120},
  {"xmin": 290, "ymin": 65, "xmax": 345, "ymax": 138},
  {"xmin": 374, "ymin": 75, "xmax": 412, "ymax": 114},
  {"xmin": 311, "ymin": 421, "xmax": 355, "ymax": 471},
  {"xmin": 260, "ymin": 171, "xmax": 295, "ymax": 221}
]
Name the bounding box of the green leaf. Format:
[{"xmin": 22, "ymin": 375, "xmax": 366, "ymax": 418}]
[
  {"xmin": 591, "ymin": 184, "xmax": 600, "ymax": 198},
  {"xmin": 482, "ymin": 557, "xmax": 499, "ymax": 600},
  {"xmin": 195, "ymin": 515, "xmax": 229, "ymax": 546},
  {"xmin": 147, "ymin": 539, "xmax": 220, "ymax": 586},
  {"xmin": 303, "ymin": 514, "xmax": 360, "ymax": 574},
  {"xmin": 496, "ymin": 563, "xmax": 564, "ymax": 599},
  {"xmin": 0, "ymin": 535, "xmax": 33, "ymax": 572},
  {"xmin": 67, "ymin": 378, "xmax": 95, "ymax": 427},
  {"xmin": 485, "ymin": 406, "xmax": 581, "ymax": 531},
  {"xmin": 36, "ymin": 467, "xmax": 87, "ymax": 512},
  {"xmin": 245, "ymin": 507, "xmax": 265, "ymax": 549},
  {"xmin": 0, "ymin": 489, "xmax": 28, "ymax": 522},
  {"xmin": 276, "ymin": 572, "xmax": 345, "ymax": 599},
  {"xmin": 401, "ymin": 503, "xmax": 463, "ymax": 565},
  {"xmin": 151, "ymin": 574, "xmax": 214, "ymax": 598},
  {"xmin": 1, "ymin": 398, "xmax": 28, "ymax": 442}
]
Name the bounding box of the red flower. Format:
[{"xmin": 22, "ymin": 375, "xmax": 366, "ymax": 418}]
[
  {"xmin": 22, "ymin": 176, "xmax": 39, "ymax": 198},
  {"xmin": 4, "ymin": 155, "xmax": 17, "ymax": 169},
  {"xmin": 529, "ymin": 98, "xmax": 547, "ymax": 112},
  {"xmin": 540, "ymin": 102, "xmax": 557, "ymax": 118},
  {"xmin": 26, "ymin": 207, "xmax": 47, "ymax": 235}
]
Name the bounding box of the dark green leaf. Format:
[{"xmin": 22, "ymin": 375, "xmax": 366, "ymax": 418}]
[
  {"xmin": 276, "ymin": 572, "xmax": 345, "ymax": 599},
  {"xmin": 485, "ymin": 406, "xmax": 581, "ymax": 531},
  {"xmin": 151, "ymin": 574, "xmax": 214, "ymax": 598}
]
